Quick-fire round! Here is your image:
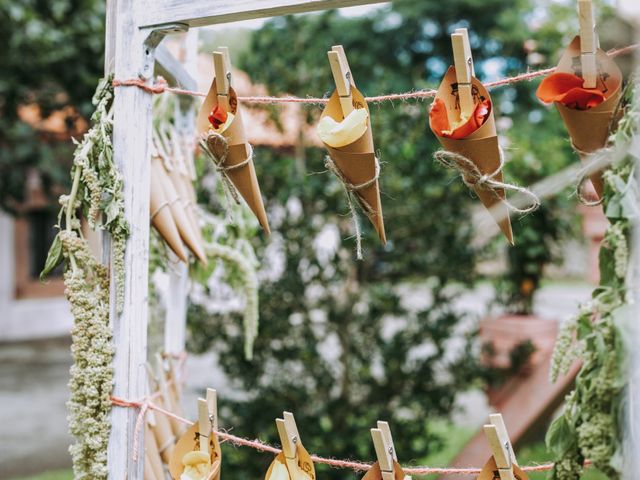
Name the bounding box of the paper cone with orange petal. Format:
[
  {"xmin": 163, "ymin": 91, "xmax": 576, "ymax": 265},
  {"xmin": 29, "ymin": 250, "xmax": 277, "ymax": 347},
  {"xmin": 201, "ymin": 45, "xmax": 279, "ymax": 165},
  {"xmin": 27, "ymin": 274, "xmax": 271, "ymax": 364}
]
[
  {"xmin": 536, "ymin": 36, "xmax": 622, "ymax": 198},
  {"xmin": 361, "ymin": 461, "xmax": 408, "ymax": 480},
  {"xmin": 197, "ymin": 79, "xmax": 270, "ymax": 233},
  {"xmin": 429, "ymin": 66, "xmax": 513, "ymax": 244},
  {"xmin": 150, "ymin": 174, "xmax": 188, "ymax": 263},
  {"xmin": 319, "ymin": 87, "xmax": 386, "ymax": 244},
  {"xmin": 476, "ymin": 456, "xmax": 528, "ymax": 480},
  {"xmin": 169, "ymin": 423, "xmax": 222, "ymax": 480}
]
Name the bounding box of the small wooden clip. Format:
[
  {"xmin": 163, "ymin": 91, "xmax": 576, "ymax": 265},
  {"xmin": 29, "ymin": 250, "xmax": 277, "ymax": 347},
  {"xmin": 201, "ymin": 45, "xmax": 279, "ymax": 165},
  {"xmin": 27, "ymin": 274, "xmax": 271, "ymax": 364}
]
[
  {"xmin": 328, "ymin": 45, "xmax": 354, "ymax": 116},
  {"xmin": 483, "ymin": 414, "xmax": 518, "ymax": 480},
  {"xmin": 276, "ymin": 411, "xmax": 300, "ymax": 461},
  {"xmin": 213, "ymin": 46, "xmax": 232, "ymax": 110},
  {"xmin": 371, "ymin": 421, "xmax": 399, "ymax": 480},
  {"xmin": 578, "ymin": 0, "xmax": 598, "ymax": 88},
  {"xmin": 451, "ymin": 27, "xmax": 475, "ymax": 120}
]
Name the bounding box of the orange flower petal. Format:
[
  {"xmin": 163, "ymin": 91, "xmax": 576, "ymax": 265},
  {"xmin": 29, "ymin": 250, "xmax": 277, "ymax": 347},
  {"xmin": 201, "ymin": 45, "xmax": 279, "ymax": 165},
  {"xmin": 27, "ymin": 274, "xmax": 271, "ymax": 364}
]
[
  {"xmin": 429, "ymin": 97, "xmax": 492, "ymax": 139},
  {"xmin": 536, "ymin": 72, "xmax": 605, "ymax": 110}
]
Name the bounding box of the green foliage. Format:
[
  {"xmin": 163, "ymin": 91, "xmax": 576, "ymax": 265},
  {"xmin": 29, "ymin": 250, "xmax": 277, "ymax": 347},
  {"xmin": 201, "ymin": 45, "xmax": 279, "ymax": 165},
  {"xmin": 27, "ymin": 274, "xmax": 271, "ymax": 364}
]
[
  {"xmin": 0, "ymin": 0, "xmax": 105, "ymax": 213},
  {"xmin": 546, "ymin": 80, "xmax": 637, "ymax": 480}
]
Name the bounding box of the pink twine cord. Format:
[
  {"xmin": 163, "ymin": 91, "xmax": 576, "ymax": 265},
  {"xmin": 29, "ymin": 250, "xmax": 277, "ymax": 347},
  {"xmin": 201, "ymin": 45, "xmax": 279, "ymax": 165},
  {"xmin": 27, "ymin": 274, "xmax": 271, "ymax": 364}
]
[
  {"xmin": 109, "ymin": 393, "xmax": 584, "ymax": 476},
  {"xmin": 112, "ymin": 44, "xmax": 637, "ymax": 105}
]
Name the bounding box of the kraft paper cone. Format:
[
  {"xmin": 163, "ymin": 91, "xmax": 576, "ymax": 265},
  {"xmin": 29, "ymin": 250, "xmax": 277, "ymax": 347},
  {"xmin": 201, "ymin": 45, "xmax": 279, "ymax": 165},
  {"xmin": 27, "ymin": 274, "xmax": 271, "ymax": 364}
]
[
  {"xmin": 430, "ymin": 66, "xmax": 513, "ymax": 244},
  {"xmin": 476, "ymin": 456, "xmax": 528, "ymax": 480},
  {"xmin": 547, "ymin": 36, "xmax": 623, "ymax": 198},
  {"xmin": 145, "ymin": 424, "xmax": 166, "ymax": 479},
  {"xmin": 153, "ymin": 156, "xmax": 207, "ymax": 265},
  {"xmin": 169, "ymin": 422, "xmax": 222, "ymax": 480},
  {"xmin": 167, "ymin": 166, "xmax": 205, "ymax": 252},
  {"xmin": 197, "ymin": 79, "xmax": 270, "ymax": 234},
  {"xmin": 265, "ymin": 445, "xmax": 316, "ymax": 480},
  {"xmin": 145, "ymin": 456, "xmax": 159, "ymax": 480},
  {"xmin": 361, "ymin": 461, "xmax": 407, "ymax": 480},
  {"xmin": 151, "ymin": 396, "xmax": 177, "ymax": 464},
  {"xmin": 151, "ymin": 177, "xmax": 189, "ymax": 263},
  {"xmin": 320, "ymin": 87, "xmax": 386, "ymax": 244}
]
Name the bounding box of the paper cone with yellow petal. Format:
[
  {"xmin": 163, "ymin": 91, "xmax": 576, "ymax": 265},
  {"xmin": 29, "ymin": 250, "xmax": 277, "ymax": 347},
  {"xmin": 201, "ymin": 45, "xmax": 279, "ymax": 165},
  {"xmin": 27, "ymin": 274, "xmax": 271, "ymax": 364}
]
[
  {"xmin": 541, "ymin": 36, "xmax": 623, "ymax": 198},
  {"xmin": 361, "ymin": 460, "xmax": 408, "ymax": 480},
  {"xmin": 476, "ymin": 456, "xmax": 528, "ymax": 480},
  {"xmin": 319, "ymin": 87, "xmax": 386, "ymax": 244},
  {"xmin": 197, "ymin": 79, "xmax": 270, "ymax": 233},
  {"xmin": 429, "ymin": 66, "xmax": 513, "ymax": 244},
  {"xmin": 150, "ymin": 174, "xmax": 188, "ymax": 263},
  {"xmin": 169, "ymin": 423, "xmax": 222, "ymax": 480},
  {"xmin": 153, "ymin": 156, "xmax": 207, "ymax": 264},
  {"xmin": 265, "ymin": 444, "xmax": 316, "ymax": 480}
]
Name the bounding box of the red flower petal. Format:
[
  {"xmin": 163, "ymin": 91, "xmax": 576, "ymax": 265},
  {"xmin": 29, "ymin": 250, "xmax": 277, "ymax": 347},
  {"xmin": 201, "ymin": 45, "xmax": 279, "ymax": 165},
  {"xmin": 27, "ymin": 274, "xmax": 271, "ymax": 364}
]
[{"xmin": 536, "ymin": 72, "xmax": 605, "ymax": 110}]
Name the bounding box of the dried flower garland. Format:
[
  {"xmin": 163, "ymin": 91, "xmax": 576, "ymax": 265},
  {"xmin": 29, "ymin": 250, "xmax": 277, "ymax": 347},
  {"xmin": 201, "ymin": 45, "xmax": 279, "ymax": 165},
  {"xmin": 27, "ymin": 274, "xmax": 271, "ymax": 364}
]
[
  {"xmin": 547, "ymin": 80, "xmax": 637, "ymax": 480},
  {"xmin": 41, "ymin": 76, "xmax": 128, "ymax": 479}
]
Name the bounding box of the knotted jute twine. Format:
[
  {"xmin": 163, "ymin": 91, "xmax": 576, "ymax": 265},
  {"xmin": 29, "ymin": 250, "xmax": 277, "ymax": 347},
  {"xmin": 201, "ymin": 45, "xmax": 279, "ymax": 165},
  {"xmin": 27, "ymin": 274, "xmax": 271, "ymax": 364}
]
[
  {"xmin": 199, "ymin": 132, "xmax": 253, "ymax": 219},
  {"xmin": 434, "ymin": 148, "xmax": 540, "ymax": 214},
  {"xmin": 571, "ymin": 142, "xmax": 614, "ymax": 207},
  {"xmin": 324, "ymin": 155, "xmax": 380, "ymax": 260}
]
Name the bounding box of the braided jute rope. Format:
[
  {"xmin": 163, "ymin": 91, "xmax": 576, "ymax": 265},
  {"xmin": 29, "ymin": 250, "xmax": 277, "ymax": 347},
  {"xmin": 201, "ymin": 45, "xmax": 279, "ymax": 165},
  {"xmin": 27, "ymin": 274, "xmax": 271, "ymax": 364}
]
[
  {"xmin": 571, "ymin": 142, "xmax": 616, "ymax": 207},
  {"xmin": 324, "ymin": 154, "xmax": 380, "ymax": 260},
  {"xmin": 110, "ymin": 392, "xmax": 594, "ymax": 476},
  {"xmin": 434, "ymin": 148, "xmax": 540, "ymax": 214},
  {"xmin": 199, "ymin": 131, "xmax": 253, "ymax": 218}
]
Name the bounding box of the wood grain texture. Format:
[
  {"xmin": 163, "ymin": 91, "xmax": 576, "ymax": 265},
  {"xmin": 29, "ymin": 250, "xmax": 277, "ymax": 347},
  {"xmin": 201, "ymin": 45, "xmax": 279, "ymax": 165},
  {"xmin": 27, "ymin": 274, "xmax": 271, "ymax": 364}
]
[
  {"xmin": 155, "ymin": 43, "xmax": 198, "ymax": 91},
  {"xmin": 139, "ymin": 0, "xmax": 388, "ymax": 28},
  {"xmin": 106, "ymin": 0, "xmax": 153, "ymax": 478}
]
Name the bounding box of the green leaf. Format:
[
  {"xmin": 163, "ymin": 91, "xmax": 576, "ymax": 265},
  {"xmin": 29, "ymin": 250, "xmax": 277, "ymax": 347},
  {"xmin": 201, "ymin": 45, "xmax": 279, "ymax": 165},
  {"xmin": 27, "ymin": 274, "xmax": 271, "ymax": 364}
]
[
  {"xmin": 545, "ymin": 414, "xmax": 576, "ymax": 458},
  {"xmin": 40, "ymin": 232, "xmax": 63, "ymax": 282}
]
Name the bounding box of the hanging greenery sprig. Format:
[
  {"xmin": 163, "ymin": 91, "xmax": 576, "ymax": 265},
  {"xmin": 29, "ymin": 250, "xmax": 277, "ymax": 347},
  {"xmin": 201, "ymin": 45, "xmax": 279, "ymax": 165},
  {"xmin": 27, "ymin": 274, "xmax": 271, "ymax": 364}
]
[
  {"xmin": 546, "ymin": 80, "xmax": 638, "ymax": 480},
  {"xmin": 41, "ymin": 76, "xmax": 129, "ymax": 479}
]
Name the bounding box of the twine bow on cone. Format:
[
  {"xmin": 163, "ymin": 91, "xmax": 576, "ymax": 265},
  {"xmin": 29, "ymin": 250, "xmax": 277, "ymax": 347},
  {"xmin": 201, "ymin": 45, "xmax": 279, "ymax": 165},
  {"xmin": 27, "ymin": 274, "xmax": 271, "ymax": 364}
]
[
  {"xmin": 324, "ymin": 155, "xmax": 380, "ymax": 260},
  {"xmin": 434, "ymin": 148, "xmax": 540, "ymax": 215},
  {"xmin": 200, "ymin": 132, "xmax": 253, "ymax": 218}
]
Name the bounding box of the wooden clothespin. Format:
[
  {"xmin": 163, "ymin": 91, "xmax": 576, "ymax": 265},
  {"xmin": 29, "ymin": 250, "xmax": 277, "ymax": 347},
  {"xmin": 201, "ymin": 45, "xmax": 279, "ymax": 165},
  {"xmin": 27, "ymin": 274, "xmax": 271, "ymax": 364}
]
[
  {"xmin": 451, "ymin": 27, "xmax": 475, "ymax": 120},
  {"xmin": 578, "ymin": 0, "xmax": 598, "ymax": 88},
  {"xmin": 328, "ymin": 45, "xmax": 354, "ymax": 116},
  {"xmin": 483, "ymin": 414, "xmax": 518, "ymax": 480},
  {"xmin": 371, "ymin": 421, "xmax": 411, "ymax": 480},
  {"xmin": 276, "ymin": 411, "xmax": 300, "ymax": 462},
  {"xmin": 213, "ymin": 46, "xmax": 232, "ymax": 111}
]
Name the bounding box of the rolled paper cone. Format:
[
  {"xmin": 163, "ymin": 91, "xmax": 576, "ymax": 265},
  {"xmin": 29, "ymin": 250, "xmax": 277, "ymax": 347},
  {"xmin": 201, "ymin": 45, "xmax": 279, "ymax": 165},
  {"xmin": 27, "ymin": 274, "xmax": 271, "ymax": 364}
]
[
  {"xmin": 144, "ymin": 456, "xmax": 158, "ymax": 480},
  {"xmin": 169, "ymin": 423, "xmax": 222, "ymax": 480},
  {"xmin": 430, "ymin": 66, "xmax": 513, "ymax": 244},
  {"xmin": 151, "ymin": 176, "xmax": 189, "ymax": 262},
  {"xmin": 544, "ymin": 36, "xmax": 623, "ymax": 198},
  {"xmin": 361, "ymin": 461, "xmax": 407, "ymax": 480},
  {"xmin": 265, "ymin": 453, "xmax": 290, "ymax": 480},
  {"xmin": 151, "ymin": 396, "xmax": 176, "ymax": 464},
  {"xmin": 153, "ymin": 157, "xmax": 208, "ymax": 265},
  {"xmin": 320, "ymin": 86, "xmax": 386, "ymax": 244},
  {"xmin": 197, "ymin": 79, "xmax": 271, "ymax": 234},
  {"xmin": 145, "ymin": 424, "xmax": 167, "ymax": 479},
  {"xmin": 180, "ymin": 174, "xmax": 207, "ymax": 257},
  {"xmin": 477, "ymin": 456, "xmax": 529, "ymax": 480}
]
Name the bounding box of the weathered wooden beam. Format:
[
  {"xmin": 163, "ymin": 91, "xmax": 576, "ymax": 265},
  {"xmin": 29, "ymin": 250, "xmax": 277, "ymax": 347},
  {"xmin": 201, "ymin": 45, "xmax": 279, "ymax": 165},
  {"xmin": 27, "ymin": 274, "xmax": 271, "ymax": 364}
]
[
  {"xmin": 139, "ymin": 0, "xmax": 388, "ymax": 29},
  {"xmin": 155, "ymin": 43, "xmax": 198, "ymax": 91},
  {"xmin": 106, "ymin": 0, "xmax": 154, "ymax": 477}
]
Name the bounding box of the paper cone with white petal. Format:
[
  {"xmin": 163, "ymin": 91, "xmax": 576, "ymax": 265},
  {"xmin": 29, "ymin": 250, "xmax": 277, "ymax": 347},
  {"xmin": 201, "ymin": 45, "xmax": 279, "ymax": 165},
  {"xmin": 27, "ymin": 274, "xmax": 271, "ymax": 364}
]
[
  {"xmin": 169, "ymin": 422, "xmax": 221, "ymax": 480},
  {"xmin": 319, "ymin": 86, "xmax": 386, "ymax": 244}
]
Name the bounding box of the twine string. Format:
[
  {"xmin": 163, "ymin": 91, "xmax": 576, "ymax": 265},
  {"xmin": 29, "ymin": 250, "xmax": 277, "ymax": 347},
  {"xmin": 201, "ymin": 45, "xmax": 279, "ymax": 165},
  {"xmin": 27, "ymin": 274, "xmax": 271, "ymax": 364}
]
[
  {"xmin": 111, "ymin": 44, "xmax": 637, "ymax": 104},
  {"xmin": 324, "ymin": 155, "xmax": 380, "ymax": 260},
  {"xmin": 110, "ymin": 392, "xmax": 569, "ymax": 476},
  {"xmin": 571, "ymin": 142, "xmax": 614, "ymax": 206},
  {"xmin": 199, "ymin": 132, "xmax": 253, "ymax": 219},
  {"xmin": 434, "ymin": 149, "xmax": 540, "ymax": 214}
]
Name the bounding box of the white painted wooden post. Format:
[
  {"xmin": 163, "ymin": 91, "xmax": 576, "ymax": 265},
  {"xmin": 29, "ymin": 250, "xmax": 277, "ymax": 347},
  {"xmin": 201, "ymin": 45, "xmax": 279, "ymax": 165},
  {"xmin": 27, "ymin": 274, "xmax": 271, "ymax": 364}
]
[{"xmin": 106, "ymin": 0, "xmax": 154, "ymax": 477}]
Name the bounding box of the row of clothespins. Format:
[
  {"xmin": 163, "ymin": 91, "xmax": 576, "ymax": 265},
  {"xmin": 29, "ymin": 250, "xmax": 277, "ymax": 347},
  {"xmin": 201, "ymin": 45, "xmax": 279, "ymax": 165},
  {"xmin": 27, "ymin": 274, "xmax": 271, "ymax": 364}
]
[
  {"xmin": 148, "ymin": 383, "xmax": 528, "ymax": 480},
  {"xmin": 195, "ymin": 0, "xmax": 612, "ymax": 254}
]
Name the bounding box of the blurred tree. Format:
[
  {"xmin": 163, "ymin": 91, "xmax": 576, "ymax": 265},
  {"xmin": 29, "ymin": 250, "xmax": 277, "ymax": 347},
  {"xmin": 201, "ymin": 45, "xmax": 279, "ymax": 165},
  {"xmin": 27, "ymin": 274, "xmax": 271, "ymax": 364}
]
[
  {"xmin": 187, "ymin": 1, "xmax": 582, "ymax": 477},
  {"xmin": 0, "ymin": 0, "xmax": 105, "ymax": 213}
]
